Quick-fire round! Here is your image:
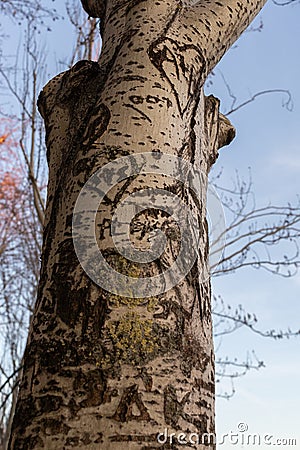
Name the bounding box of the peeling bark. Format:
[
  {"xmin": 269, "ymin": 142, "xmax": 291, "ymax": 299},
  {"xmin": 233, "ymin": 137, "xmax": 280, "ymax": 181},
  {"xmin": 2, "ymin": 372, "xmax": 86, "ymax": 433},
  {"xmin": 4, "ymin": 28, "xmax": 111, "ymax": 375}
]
[{"xmin": 9, "ymin": 1, "xmax": 267, "ymax": 449}]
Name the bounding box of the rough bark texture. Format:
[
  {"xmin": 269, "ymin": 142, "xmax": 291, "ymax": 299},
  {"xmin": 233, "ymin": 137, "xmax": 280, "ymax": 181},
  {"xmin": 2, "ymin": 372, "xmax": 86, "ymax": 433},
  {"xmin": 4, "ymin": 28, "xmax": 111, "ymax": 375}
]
[{"xmin": 9, "ymin": 1, "xmax": 267, "ymax": 449}]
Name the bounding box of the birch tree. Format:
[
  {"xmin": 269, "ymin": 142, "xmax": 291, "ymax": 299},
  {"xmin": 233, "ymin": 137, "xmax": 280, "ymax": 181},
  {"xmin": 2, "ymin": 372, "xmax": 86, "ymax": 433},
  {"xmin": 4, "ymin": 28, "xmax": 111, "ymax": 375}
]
[{"xmin": 9, "ymin": 1, "xmax": 268, "ymax": 449}]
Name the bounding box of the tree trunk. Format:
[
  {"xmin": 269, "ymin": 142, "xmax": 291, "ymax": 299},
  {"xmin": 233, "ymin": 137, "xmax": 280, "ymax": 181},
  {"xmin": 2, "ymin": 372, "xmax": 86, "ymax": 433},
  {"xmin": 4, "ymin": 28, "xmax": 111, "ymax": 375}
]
[{"xmin": 9, "ymin": 1, "xmax": 267, "ymax": 449}]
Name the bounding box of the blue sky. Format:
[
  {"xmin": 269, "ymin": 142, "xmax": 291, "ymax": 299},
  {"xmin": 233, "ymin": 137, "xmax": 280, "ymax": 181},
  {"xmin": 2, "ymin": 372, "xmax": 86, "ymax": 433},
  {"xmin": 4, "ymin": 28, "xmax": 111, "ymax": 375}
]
[
  {"xmin": 1, "ymin": 1, "xmax": 299, "ymax": 447},
  {"xmin": 208, "ymin": 1, "xmax": 300, "ymax": 447}
]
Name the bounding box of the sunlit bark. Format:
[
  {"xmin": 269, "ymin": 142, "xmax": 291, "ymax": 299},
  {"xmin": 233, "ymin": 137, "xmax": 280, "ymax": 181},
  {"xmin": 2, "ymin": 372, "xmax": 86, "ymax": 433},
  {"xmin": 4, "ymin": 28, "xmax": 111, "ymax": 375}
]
[{"xmin": 9, "ymin": 1, "xmax": 267, "ymax": 448}]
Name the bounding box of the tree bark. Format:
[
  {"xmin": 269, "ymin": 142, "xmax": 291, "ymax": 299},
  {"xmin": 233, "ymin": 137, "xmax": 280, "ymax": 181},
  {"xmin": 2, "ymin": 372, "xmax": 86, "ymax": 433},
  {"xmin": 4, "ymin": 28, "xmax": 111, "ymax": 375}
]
[{"xmin": 9, "ymin": 1, "xmax": 267, "ymax": 449}]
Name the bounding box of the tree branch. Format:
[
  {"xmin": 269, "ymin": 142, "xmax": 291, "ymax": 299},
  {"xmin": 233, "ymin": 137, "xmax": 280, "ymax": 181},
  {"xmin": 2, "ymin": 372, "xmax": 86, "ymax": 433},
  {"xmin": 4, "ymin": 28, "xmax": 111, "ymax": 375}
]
[
  {"xmin": 179, "ymin": 0, "xmax": 268, "ymax": 79},
  {"xmin": 80, "ymin": 0, "xmax": 106, "ymax": 19}
]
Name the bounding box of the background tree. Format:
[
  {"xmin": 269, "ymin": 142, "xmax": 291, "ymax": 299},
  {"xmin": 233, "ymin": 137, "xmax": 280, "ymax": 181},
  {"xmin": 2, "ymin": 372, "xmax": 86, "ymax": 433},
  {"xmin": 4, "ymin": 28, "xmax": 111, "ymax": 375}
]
[
  {"xmin": 0, "ymin": 5, "xmax": 49, "ymax": 446},
  {"xmin": 0, "ymin": 67, "xmax": 45, "ymax": 450}
]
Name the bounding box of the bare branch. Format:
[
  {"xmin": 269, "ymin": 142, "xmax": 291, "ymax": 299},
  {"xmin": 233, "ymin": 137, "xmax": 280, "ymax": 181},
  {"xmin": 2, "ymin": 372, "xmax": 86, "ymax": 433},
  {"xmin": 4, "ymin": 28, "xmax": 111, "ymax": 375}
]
[
  {"xmin": 226, "ymin": 89, "xmax": 293, "ymax": 115},
  {"xmin": 272, "ymin": 0, "xmax": 299, "ymax": 5}
]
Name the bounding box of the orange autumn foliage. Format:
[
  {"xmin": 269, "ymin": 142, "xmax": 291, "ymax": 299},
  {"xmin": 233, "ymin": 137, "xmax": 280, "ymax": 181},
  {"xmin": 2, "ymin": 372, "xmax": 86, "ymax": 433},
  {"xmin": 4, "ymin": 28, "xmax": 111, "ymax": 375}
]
[
  {"xmin": 0, "ymin": 134, "xmax": 9, "ymax": 145},
  {"xmin": 0, "ymin": 120, "xmax": 24, "ymax": 248}
]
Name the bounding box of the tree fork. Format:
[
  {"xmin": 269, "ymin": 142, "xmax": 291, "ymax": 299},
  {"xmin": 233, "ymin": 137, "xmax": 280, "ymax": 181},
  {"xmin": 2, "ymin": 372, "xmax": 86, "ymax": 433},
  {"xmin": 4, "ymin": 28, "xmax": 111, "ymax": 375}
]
[{"xmin": 9, "ymin": 1, "xmax": 267, "ymax": 449}]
